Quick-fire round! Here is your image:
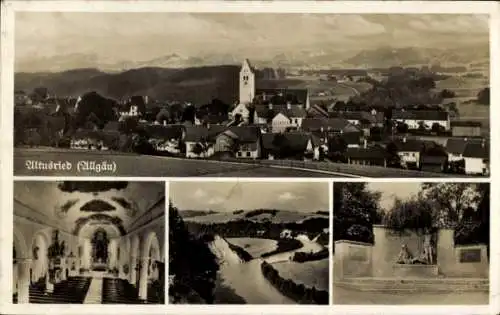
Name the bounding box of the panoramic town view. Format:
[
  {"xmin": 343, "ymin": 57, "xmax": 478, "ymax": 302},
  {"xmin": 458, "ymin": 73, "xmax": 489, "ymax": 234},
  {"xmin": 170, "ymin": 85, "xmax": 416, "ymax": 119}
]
[
  {"xmin": 13, "ymin": 13, "xmax": 490, "ymax": 177},
  {"xmin": 168, "ymin": 181, "xmax": 330, "ymax": 304}
]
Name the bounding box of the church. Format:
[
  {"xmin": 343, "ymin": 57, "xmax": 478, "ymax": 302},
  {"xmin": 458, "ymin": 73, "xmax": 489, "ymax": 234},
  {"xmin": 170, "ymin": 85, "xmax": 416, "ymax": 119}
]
[
  {"xmin": 230, "ymin": 59, "xmax": 310, "ymax": 124},
  {"xmin": 13, "ymin": 181, "xmax": 165, "ymax": 304}
]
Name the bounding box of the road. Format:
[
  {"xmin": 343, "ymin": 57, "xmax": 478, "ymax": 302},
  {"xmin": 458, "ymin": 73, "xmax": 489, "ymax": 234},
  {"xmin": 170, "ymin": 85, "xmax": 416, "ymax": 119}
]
[
  {"xmin": 14, "ymin": 148, "xmax": 354, "ymax": 177},
  {"xmin": 333, "ymin": 285, "xmax": 489, "ymax": 305}
]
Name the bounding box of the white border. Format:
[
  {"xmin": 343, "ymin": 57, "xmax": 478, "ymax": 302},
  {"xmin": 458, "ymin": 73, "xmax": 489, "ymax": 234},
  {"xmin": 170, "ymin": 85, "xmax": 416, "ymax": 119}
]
[{"xmin": 1, "ymin": 1, "xmax": 499, "ymax": 315}]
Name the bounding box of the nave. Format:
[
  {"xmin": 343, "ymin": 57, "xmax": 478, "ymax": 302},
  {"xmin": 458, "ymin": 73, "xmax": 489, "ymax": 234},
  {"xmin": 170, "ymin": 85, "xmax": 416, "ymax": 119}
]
[{"xmin": 13, "ymin": 181, "xmax": 166, "ymax": 304}]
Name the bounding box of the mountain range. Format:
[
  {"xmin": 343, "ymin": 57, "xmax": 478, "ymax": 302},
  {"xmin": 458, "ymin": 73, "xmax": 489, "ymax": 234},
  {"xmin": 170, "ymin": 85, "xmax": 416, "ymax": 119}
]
[
  {"xmin": 16, "ymin": 45, "xmax": 488, "ymax": 73},
  {"xmin": 14, "ymin": 46, "xmax": 488, "ymax": 103}
]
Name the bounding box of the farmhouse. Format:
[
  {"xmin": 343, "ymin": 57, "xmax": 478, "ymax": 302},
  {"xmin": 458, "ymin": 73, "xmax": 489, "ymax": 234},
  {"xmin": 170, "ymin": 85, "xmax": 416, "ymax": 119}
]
[
  {"xmin": 214, "ymin": 126, "xmax": 262, "ymax": 159},
  {"xmin": 271, "ymin": 105, "xmax": 307, "ymax": 133},
  {"xmin": 144, "ymin": 124, "xmax": 185, "ymax": 153},
  {"xmin": 450, "ymin": 121, "xmax": 482, "ymax": 137},
  {"xmin": 345, "ymin": 145, "xmax": 388, "ymax": 167},
  {"xmin": 463, "ymin": 141, "xmax": 489, "ymax": 175},
  {"xmin": 392, "ymin": 109, "xmax": 450, "ymax": 131},
  {"xmin": 184, "ymin": 125, "xmax": 225, "ymax": 158},
  {"xmin": 393, "ymin": 138, "xmax": 425, "ymax": 169},
  {"xmin": 300, "ymin": 117, "xmax": 353, "ymax": 134}
]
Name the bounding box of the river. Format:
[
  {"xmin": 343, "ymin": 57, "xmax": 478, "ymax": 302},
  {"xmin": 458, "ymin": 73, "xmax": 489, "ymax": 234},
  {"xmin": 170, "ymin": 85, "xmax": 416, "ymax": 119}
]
[{"xmin": 215, "ymin": 234, "xmax": 324, "ymax": 304}]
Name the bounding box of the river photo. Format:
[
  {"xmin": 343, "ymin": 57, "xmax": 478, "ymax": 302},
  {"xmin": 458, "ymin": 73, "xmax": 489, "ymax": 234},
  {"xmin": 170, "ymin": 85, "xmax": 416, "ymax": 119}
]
[{"xmin": 168, "ymin": 181, "xmax": 331, "ymax": 305}]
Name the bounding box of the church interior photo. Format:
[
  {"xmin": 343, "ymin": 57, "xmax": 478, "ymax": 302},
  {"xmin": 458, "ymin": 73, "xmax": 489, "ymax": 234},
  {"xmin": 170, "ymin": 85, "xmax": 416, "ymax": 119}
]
[{"xmin": 12, "ymin": 181, "xmax": 166, "ymax": 304}]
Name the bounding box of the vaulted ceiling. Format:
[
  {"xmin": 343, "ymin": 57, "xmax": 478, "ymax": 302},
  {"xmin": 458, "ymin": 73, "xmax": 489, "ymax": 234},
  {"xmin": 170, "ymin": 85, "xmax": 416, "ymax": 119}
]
[{"xmin": 14, "ymin": 181, "xmax": 165, "ymax": 238}]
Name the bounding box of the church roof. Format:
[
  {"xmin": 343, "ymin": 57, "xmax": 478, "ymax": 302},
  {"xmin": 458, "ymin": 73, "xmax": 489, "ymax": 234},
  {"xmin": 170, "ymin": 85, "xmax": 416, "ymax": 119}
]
[{"xmin": 242, "ymin": 59, "xmax": 256, "ymax": 72}]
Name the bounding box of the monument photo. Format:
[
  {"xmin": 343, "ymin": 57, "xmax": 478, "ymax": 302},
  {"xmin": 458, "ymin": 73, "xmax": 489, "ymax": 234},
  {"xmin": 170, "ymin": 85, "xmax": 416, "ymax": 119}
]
[
  {"xmin": 332, "ymin": 182, "xmax": 489, "ymax": 305},
  {"xmin": 12, "ymin": 181, "xmax": 166, "ymax": 304}
]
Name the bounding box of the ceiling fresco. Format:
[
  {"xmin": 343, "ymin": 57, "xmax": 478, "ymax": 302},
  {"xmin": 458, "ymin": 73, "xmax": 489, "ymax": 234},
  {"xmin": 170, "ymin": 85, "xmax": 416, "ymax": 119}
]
[
  {"xmin": 57, "ymin": 181, "xmax": 129, "ymax": 193},
  {"xmin": 14, "ymin": 181, "xmax": 165, "ymax": 237},
  {"xmin": 80, "ymin": 199, "xmax": 117, "ymax": 212}
]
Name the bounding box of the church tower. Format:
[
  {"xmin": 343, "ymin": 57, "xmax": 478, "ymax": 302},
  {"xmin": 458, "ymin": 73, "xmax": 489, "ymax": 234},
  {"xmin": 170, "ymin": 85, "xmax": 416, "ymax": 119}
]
[{"xmin": 239, "ymin": 59, "xmax": 255, "ymax": 104}]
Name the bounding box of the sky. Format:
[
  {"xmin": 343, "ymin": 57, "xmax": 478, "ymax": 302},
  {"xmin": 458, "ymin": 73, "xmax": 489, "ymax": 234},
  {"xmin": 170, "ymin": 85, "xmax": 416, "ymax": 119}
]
[
  {"xmin": 366, "ymin": 182, "xmax": 422, "ymax": 212},
  {"xmin": 169, "ymin": 181, "xmax": 329, "ymax": 212},
  {"xmin": 15, "ymin": 13, "xmax": 489, "ymax": 72}
]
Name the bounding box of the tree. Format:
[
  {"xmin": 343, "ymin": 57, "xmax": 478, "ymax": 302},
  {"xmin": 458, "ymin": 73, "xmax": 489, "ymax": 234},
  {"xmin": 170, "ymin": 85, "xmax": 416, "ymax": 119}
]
[
  {"xmin": 440, "ymin": 89, "xmax": 456, "ymax": 99},
  {"xmin": 477, "ymin": 87, "xmax": 490, "ymax": 105},
  {"xmin": 271, "ymin": 133, "xmax": 292, "ymax": 158},
  {"xmin": 431, "ymin": 122, "xmax": 445, "ymax": 134},
  {"xmin": 327, "ymin": 136, "xmax": 347, "ymax": 154},
  {"xmin": 169, "ymin": 203, "xmax": 219, "ymax": 303},
  {"xmin": 420, "ymin": 183, "xmax": 481, "ymax": 228},
  {"xmin": 395, "ymin": 122, "xmax": 409, "ymax": 134},
  {"xmin": 32, "ymin": 87, "xmax": 49, "ymax": 102},
  {"xmin": 119, "ymin": 117, "xmax": 139, "ymax": 134},
  {"xmin": 417, "ymin": 121, "xmax": 427, "ymax": 131},
  {"xmin": 155, "ymin": 108, "xmax": 170, "ymax": 124},
  {"xmin": 333, "ymin": 183, "xmax": 382, "ymax": 244},
  {"xmin": 383, "ymin": 195, "xmax": 434, "ymax": 234}
]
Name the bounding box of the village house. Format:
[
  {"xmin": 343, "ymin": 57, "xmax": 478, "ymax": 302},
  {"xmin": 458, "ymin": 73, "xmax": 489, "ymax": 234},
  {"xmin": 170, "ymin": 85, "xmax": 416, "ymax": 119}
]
[
  {"xmin": 194, "ymin": 113, "xmax": 228, "ymax": 126},
  {"xmin": 144, "ymin": 124, "xmax": 185, "ymax": 153},
  {"xmin": 450, "ymin": 121, "xmax": 482, "ymax": 137},
  {"xmin": 445, "ymin": 138, "xmax": 471, "ymax": 162},
  {"xmin": 306, "ymin": 104, "xmax": 329, "ymax": 119},
  {"xmin": 270, "ymin": 105, "xmax": 307, "ymax": 133},
  {"xmin": 300, "ymin": 117, "xmax": 354, "ymax": 134},
  {"xmin": 329, "ymin": 109, "xmax": 384, "ymax": 128},
  {"xmin": 392, "ymin": 109, "xmax": 450, "ymax": 131},
  {"xmin": 420, "ymin": 155, "xmax": 447, "ymax": 173},
  {"xmin": 70, "ymin": 129, "xmax": 113, "ymax": 151},
  {"xmin": 345, "ymin": 144, "xmax": 389, "ymax": 167},
  {"xmin": 340, "ymin": 132, "xmax": 364, "ymax": 148},
  {"xmin": 261, "ymin": 132, "xmax": 322, "ymax": 160},
  {"xmin": 462, "ymin": 141, "xmax": 489, "ymax": 175},
  {"xmin": 393, "ymin": 138, "xmax": 425, "ymax": 169},
  {"xmin": 214, "ymin": 126, "xmax": 262, "ymax": 159},
  {"xmin": 183, "ymin": 125, "xmax": 226, "ymax": 158}
]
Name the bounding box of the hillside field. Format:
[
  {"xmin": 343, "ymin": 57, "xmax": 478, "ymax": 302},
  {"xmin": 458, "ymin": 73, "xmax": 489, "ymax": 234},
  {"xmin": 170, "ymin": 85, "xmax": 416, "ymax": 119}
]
[
  {"xmin": 183, "ymin": 209, "xmax": 329, "ymax": 224},
  {"xmin": 271, "ymin": 258, "xmax": 329, "ymax": 291},
  {"xmin": 226, "ymin": 238, "xmax": 278, "ymax": 258}
]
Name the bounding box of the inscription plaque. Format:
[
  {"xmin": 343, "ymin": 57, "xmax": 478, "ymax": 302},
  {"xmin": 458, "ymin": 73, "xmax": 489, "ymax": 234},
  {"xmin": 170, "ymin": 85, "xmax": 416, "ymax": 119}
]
[
  {"xmin": 349, "ymin": 246, "xmax": 368, "ymax": 261},
  {"xmin": 459, "ymin": 248, "xmax": 482, "ymax": 263}
]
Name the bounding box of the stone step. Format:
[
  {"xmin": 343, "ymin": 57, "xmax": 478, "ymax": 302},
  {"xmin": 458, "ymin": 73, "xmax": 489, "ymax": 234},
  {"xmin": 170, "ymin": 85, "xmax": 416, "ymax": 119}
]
[{"xmin": 336, "ymin": 278, "xmax": 489, "ymax": 293}]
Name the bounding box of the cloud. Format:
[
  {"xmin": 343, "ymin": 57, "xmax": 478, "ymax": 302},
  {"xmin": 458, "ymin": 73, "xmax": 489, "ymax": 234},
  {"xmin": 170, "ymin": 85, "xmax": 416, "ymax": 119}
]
[
  {"xmin": 278, "ymin": 192, "xmax": 303, "ymax": 202},
  {"xmin": 193, "ymin": 188, "xmax": 207, "ymax": 199}
]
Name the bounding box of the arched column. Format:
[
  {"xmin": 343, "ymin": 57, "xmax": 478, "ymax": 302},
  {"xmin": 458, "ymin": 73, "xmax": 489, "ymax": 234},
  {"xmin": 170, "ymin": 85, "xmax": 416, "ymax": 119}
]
[
  {"xmin": 138, "ymin": 257, "xmax": 150, "ymax": 301},
  {"xmin": 129, "ymin": 236, "xmax": 140, "ymax": 285},
  {"xmin": 83, "ymin": 239, "xmax": 92, "ymax": 270},
  {"xmin": 17, "ymin": 258, "xmax": 32, "ymax": 304},
  {"xmin": 130, "ymin": 255, "xmax": 138, "ymax": 285},
  {"xmin": 108, "ymin": 239, "xmax": 118, "ymax": 270}
]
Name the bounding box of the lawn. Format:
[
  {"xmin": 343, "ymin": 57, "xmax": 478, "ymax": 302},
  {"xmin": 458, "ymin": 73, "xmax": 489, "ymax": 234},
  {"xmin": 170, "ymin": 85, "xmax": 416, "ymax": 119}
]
[
  {"xmin": 271, "ymin": 258, "xmax": 329, "ymax": 291},
  {"xmin": 226, "ymin": 238, "xmax": 278, "ymax": 258}
]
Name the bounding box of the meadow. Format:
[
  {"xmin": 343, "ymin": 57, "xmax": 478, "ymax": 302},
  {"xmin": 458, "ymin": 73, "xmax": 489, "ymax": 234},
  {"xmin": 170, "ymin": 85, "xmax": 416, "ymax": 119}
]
[
  {"xmin": 226, "ymin": 238, "xmax": 278, "ymax": 259},
  {"xmin": 271, "ymin": 258, "xmax": 329, "ymax": 291}
]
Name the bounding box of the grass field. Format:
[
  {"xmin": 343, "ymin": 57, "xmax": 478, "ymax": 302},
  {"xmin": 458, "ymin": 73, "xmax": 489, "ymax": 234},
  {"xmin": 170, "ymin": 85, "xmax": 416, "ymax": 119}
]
[
  {"xmin": 14, "ymin": 148, "xmax": 464, "ymax": 178},
  {"xmin": 271, "ymin": 258, "xmax": 329, "ymax": 291},
  {"xmin": 435, "ymin": 75, "xmax": 488, "ymax": 98},
  {"xmin": 226, "ymin": 238, "xmax": 278, "ymax": 258}
]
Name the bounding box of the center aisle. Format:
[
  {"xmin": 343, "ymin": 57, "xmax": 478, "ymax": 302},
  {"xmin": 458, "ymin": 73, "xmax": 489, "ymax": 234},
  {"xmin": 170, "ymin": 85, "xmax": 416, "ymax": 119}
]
[{"xmin": 83, "ymin": 277, "xmax": 104, "ymax": 304}]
